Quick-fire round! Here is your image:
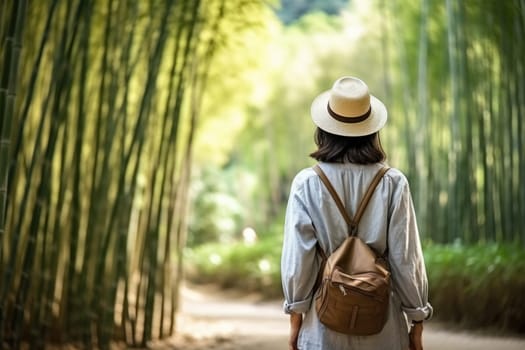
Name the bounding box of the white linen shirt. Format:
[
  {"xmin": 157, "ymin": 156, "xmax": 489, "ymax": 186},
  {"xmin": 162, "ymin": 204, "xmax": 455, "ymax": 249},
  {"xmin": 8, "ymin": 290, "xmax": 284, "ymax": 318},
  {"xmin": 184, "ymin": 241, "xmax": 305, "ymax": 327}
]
[{"xmin": 281, "ymin": 162, "xmax": 433, "ymax": 350}]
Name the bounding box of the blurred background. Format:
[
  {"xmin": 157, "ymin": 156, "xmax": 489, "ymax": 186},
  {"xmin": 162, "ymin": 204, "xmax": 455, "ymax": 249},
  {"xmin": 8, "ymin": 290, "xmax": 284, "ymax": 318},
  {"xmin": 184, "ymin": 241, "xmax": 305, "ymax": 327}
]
[{"xmin": 1, "ymin": 0, "xmax": 524, "ymax": 348}]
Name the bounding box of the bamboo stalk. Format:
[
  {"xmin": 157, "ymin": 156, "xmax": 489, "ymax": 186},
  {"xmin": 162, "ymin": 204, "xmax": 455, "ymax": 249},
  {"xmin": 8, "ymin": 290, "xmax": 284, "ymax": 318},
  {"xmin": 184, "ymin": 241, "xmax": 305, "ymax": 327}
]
[
  {"xmin": 138, "ymin": 2, "xmax": 175, "ymax": 343},
  {"xmin": 446, "ymin": 0, "xmax": 460, "ymax": 242},
  {"xmin": 460, "ymin": 3, "xmax": 477, "ymax": 242},
  {"xmin": 390, "ymin": 0, "xmax": 416, "ymax": 181},
  {"xmin": 66, "ymin": 0, "xmax": 93, "ymax": 344},
  {"xmin": 38, "ymin": 114, "xmax": 70, "ymax": 346},
  {"xmin": 517, "ymin": 1, "xmax": 525, "ymax": 243},
  {"xmin": 69, "ymin": 0, "xmax": 111, "ymax": 344},
  {"xmin": 0, "ymin": 0, "xmax": 28, "ymax": 258},
  {"xmin": 0, "ymin": 2, "xmax": 10, "ymax": 55},
  {"xmin": 500, "ymin": 7, "xmax": 519, "ymax": 242},
  {"xmin": 115, "ymin": 5, "xmax": 140, "ymax": 344},
  {"xmin": 455, "ymin": 2, "xmax": 472, "ymax": 242},
  {"xmin": 157, "ymin": 24, "xmax": 182, "ymax": 344},
  {"xmin": 415, "ymin": 0, "xmax": 429, "ymax": 231},
  {"xmin": 0, "ymin": 0, "xmax": 28, "ymax": 343},
  {"xmin": 103, "ymin": 1, "xmax": 141, "ymax": 344}
]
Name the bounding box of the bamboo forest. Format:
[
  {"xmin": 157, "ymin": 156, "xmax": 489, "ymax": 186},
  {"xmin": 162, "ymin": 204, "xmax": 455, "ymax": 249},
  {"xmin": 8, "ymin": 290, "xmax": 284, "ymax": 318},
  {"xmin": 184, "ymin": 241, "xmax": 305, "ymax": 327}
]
[{"xmin": 1, "ymin": 0, "xmax": 524, "ymax": 348}]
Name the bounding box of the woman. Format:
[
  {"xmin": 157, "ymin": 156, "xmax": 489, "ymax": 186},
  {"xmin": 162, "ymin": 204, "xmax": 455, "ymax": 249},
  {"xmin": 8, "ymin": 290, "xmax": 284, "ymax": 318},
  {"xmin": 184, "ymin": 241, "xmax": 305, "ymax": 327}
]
[{"xmin": 281, "ymin": 76, "xmax": 433, "ymax": 350}]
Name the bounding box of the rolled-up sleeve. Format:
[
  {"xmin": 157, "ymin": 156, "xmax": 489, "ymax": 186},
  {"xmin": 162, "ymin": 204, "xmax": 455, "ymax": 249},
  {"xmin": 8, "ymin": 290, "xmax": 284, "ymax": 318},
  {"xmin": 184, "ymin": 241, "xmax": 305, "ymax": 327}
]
[
  {"xmin": 388, "ymin": 177, "xmax": 433, "ymax": 322},
  {"xmin": 281, "ymin": 179, "xmax": 320, "ymax": 315}
]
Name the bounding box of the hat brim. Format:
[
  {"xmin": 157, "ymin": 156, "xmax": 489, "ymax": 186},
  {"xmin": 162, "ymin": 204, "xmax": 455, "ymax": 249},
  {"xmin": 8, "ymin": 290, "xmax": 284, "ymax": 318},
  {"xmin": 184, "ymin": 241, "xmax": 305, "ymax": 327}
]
[{"xmin": 310, "ymin": 90, "xmax": 388, "ymax": 137}]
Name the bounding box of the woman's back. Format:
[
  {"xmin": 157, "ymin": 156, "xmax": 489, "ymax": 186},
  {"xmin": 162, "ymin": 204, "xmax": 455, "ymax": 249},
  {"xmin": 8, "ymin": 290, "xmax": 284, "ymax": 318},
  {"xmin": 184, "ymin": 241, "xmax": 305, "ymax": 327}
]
[{"xmin": 282, "ymin": 162, "xmax": 430, "ymax": 349}]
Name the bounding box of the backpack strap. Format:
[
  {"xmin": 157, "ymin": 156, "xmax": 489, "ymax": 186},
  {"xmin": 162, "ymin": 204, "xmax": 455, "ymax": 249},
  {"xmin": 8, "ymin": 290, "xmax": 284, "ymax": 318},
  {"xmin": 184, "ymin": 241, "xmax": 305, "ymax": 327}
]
[
  {"xmin": 312, "ymin": 164, "xmax": 353, "ymax": 230},
  {"xmin": 352, "ymin": 166, "xmax": 390, "ymax": 232},
  {"xmin": 313, "ymin": 164, "xmax": 390, "ymax": 236}
]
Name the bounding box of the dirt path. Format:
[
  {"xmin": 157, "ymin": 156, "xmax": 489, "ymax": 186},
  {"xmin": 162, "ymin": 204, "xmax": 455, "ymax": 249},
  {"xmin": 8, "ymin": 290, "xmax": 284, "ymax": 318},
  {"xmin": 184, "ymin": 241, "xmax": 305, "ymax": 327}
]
[{"xmin": 160, "ymin": 284, "xmax": 525, "ymax": 350}]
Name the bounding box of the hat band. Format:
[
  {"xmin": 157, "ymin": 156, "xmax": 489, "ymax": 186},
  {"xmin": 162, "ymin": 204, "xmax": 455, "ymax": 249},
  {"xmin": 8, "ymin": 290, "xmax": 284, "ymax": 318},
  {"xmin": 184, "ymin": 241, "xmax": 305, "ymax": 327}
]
[{"xmin": 327, "ymin": 104, "xmax": 372, "ymax": 124}]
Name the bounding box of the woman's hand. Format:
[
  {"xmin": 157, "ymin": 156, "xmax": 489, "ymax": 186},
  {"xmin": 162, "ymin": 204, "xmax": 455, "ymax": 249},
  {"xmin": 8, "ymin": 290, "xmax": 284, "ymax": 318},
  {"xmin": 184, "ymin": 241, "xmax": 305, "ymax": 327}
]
[
  {"xmin": 409, "ymin": 322, "xmax": 424, "ymax": 350},
  {"xmin": 288, "ymin": 312, "xmax": 303, "ymax": 350}
]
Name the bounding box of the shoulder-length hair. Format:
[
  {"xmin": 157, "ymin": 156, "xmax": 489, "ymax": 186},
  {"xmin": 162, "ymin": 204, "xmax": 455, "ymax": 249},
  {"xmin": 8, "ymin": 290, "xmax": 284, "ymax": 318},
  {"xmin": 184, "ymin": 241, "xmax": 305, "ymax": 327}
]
[{"xmin": 309, "ymin": 128, "xmax": 386, "ymax": 164}]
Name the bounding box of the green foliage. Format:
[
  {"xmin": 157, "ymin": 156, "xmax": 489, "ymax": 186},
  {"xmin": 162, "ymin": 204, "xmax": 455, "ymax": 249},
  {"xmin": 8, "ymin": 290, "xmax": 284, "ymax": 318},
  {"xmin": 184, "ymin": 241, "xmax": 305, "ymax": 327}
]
[
  {"xmin": 185, "ymin": 239, "xmax": 283, "ymax": 298},
  {"xmin": 185, "ymin": 221, "xmax": 284, "ymax": 298},
  {"xmin": 425, "ymin": 242, "xmax": 525, "ymax": 333},
  {"xmin": 188, "ymin": 166, "xmax": 244, "ymax": 246}
]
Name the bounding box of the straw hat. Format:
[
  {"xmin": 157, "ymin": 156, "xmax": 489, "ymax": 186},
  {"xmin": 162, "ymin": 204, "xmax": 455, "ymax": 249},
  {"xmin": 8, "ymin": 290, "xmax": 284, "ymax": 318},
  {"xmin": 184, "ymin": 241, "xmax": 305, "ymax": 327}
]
[{"xmin": 311, "ymin": 76, "xmax": 387, "ymax": 137}]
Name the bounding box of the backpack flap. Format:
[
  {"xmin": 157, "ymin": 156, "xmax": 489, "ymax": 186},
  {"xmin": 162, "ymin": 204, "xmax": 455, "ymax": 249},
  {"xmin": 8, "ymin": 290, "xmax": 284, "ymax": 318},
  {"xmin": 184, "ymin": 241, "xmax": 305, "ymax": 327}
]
[
  {"xmin": 327, "ymin": 236, "xmax": 387, "ymax": 275},
  {"xmin": 326, "ymin": 236, "xmax": 390, "ymax": 297}
]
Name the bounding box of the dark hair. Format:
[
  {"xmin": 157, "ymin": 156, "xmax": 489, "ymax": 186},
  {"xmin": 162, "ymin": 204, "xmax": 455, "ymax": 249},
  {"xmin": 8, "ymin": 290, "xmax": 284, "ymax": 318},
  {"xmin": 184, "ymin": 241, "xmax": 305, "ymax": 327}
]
[{"xmin": 309, "ymin": 128, "xmax": 386, "ymax": 164}]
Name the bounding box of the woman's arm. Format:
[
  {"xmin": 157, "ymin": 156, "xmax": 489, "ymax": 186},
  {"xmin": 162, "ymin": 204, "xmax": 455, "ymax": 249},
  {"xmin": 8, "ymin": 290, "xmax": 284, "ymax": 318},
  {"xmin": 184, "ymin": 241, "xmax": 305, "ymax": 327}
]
[
  {"xmin": 387, "ymin": 175, "xmax": 433, "ymax": 339},
  {"xmin": 281, "ymin": 177, "xmax": 320, "ymax": 315},
  {"xmin": 288, "ymin": 312, "xmax": 303, "ymax": 350},
  {"xmin": 409, "ymin": 322, "xmax": 424, "ymax": 350}
]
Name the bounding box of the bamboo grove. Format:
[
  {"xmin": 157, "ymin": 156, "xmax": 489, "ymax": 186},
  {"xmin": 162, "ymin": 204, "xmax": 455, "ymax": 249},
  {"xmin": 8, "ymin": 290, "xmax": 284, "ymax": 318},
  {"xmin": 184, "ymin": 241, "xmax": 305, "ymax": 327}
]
[
  {"xmin": 380, "ymin": 0, "xmax": 525, "ymax": 244},
  {"xmin": 0, "ymin": 0, "xmax": 265, "ymax": 347}
]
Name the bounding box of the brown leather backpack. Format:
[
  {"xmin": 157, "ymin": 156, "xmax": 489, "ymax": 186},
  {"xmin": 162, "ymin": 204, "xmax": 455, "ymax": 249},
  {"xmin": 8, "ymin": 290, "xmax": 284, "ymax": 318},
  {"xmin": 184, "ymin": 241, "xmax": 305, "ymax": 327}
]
[{"xmin": 313, "ymin": 165, "xmax": 391, "ymax": 335}]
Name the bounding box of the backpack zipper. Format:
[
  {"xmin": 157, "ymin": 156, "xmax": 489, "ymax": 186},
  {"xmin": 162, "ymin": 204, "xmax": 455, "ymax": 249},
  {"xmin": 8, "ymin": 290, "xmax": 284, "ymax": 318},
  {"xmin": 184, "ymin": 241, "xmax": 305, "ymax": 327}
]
[
  {"xmin": 334, "ymin": 282, "xmax": 387, "ymax": 301},
  {"xmin": 339, "ymin": 284, "xmax": 348, "ymax": 296}
]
